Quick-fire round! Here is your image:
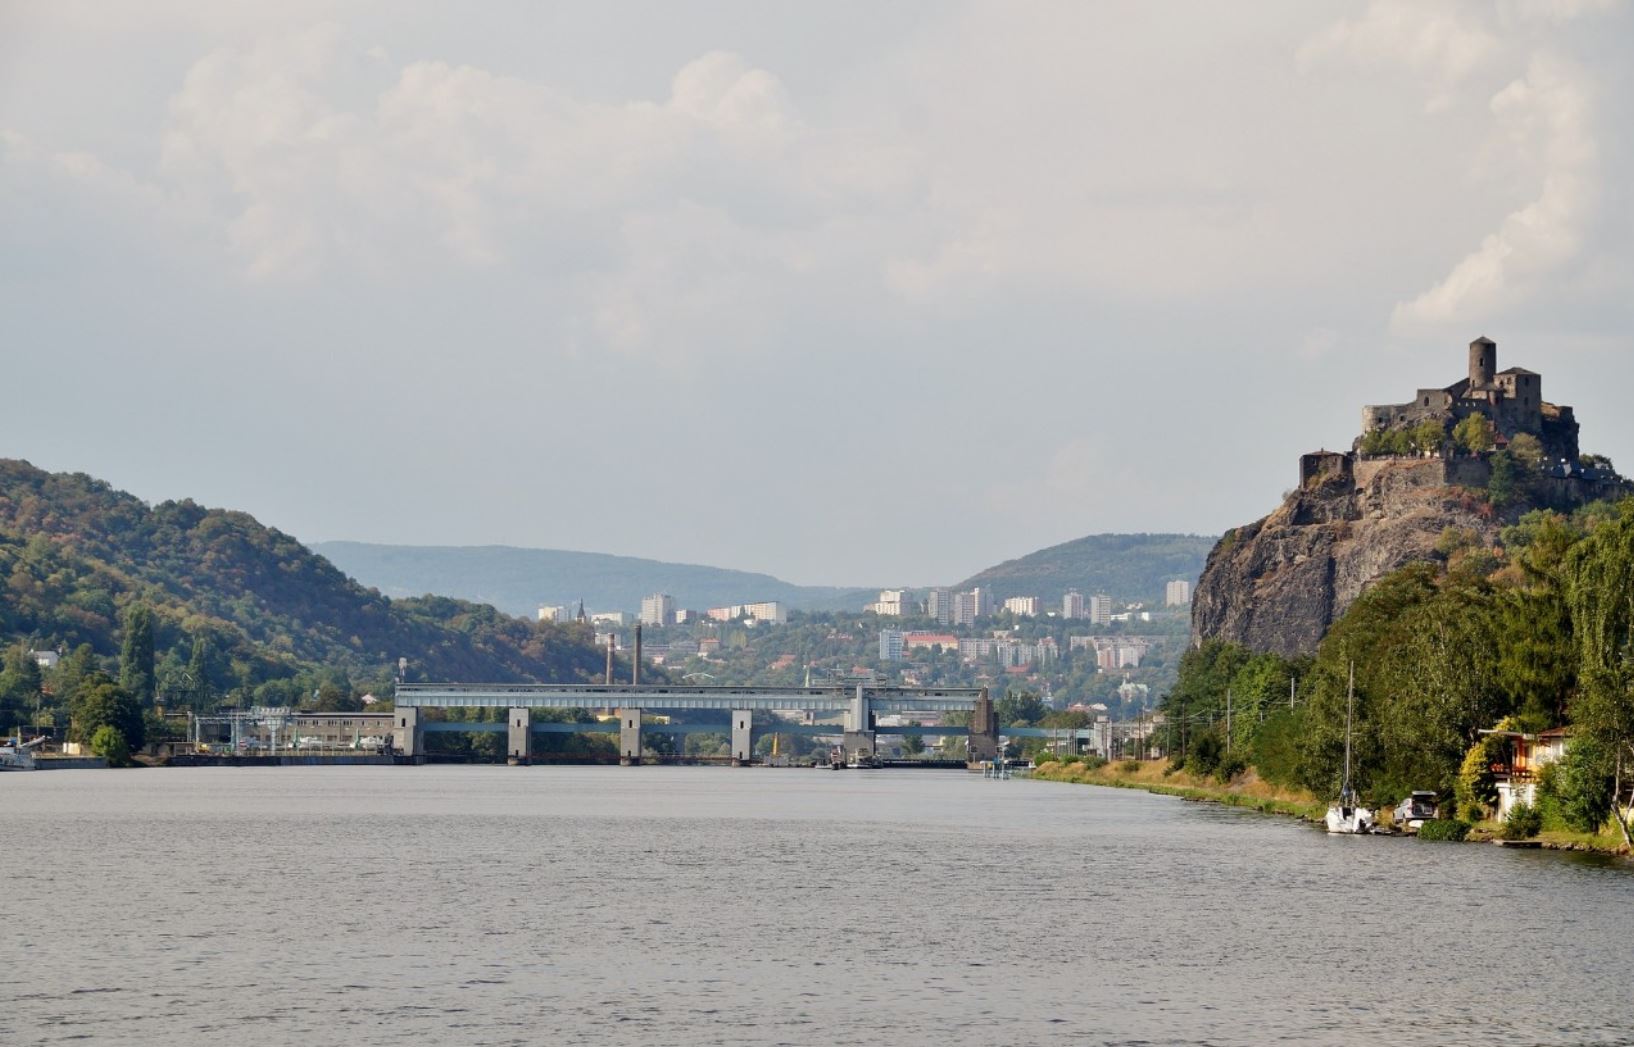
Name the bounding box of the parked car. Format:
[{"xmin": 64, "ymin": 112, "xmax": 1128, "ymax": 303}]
[{"xmin": 1394, "ymin": 791, "xmax": 1440, "ymax": 831}]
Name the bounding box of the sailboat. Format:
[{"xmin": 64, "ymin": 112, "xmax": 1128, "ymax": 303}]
[{"xmin": 1324, "ymin": 663, "xmax": 1374, "ymax": 834}]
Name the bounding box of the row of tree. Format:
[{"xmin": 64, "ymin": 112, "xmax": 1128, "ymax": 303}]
[{"xmin": 1164, "ymin": 499, "xmax": 1634, "ymax": 834}]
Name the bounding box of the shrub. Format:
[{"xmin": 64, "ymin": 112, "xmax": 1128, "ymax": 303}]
[
  {"xmin": 1080, "ymin": 755, "xmax": 1108, "ymax": 772},
  {"xmin": 1035, "ymin": 751, "xmax": 1060, "ymax": 765},
  {"xmin": 1189, "ymin": 732, "xmax": 1223, "ymax": 777},
  {"xmin": 1214, "ymin": 754, "xmax": 1248, "ymax": 783},
  {"xmin": 1501, "ymin": 803, "xmax": 1543, "ymax": 840},
  {"xmin": 90, "ymin": 724, "xmax": 131, "ymax": 767},
  {"xmin": 1417, "ymin": 819, "xmax": 1471, "ymax": 842},
  {"xmin": 1118, "ymin": 759, "xmax": 1142, "ymax": 774},
  {"xmin": 1166, "ymin": 755, "xmax": 1186, "ymax": 774}
]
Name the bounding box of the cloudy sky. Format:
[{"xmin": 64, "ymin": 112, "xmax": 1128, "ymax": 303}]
[{"xmin": 3, "ymin": 1, "xmax": 1631, "ymax": 586}]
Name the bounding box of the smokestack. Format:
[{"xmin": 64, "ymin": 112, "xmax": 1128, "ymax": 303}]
[
  {"xmin": 605, "ymin": 633, "xmax": 614, "ymax": 685},
  {"xmin": 633, "ymin": 623, "xmax": 642, "ymax": 685}
]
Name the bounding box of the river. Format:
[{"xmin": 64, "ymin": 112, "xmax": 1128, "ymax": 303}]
[{"xmin": 2, "ymin": 766, "xmax": 1632, "ymax": 1046}]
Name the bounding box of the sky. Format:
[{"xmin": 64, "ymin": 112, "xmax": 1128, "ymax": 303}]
[{"xmin": 2, "ymin": 1, "xmax": 1631, "ymax": 587}]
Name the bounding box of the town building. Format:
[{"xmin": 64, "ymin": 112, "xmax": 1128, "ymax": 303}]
[
  {"xmin": 1088, "ymin": 594, "xmax": 1112, "ymax": 626},
  {"xmin": 868, "ymin": 589, "xmax": 913, "ymax": 616},
  {"xmin": 951, "ymin": 591, "xmax": 978, "ymax": 626},
  {"xmin": 878, "ymin": 629, "xmax": 904, "ymax": 662},
  {"xmin": 1003, "ymin": 596, "xmax": 1040, "ymax": 617},
  {"xmin": 1165, "ymin": 580, "xmax": 1191, "ymax": 606},
  {"xmin": 903, "ymin": 631, "xmax": 960, "ymax": 652},
  {"xmin": 1062, "ymin": 590, "xmax": 1084, "ymax": 620},
  {"xmin": 536, "ymin": 605, "xmax": 573, "ymax": 623},
  {"xmin": 590, "ymin": 611, "xmax": 628, "ymax": 627},
  {"xmin": 640, "ymin": 593, "xmax": 675, "ymax": 627},
  {"xmin": 31, "ymin": 650, "xmax": 59, "ymax": 670},
  {"xmin": 926, "ymin": 588, "xmax": 952, "ymax": 625}
]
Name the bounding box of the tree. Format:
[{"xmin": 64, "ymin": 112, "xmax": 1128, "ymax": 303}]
[
  {"xmin": 1412, "ymin": 418, "xmax": 1446, "ymax": 455},
  {"xmin": 901, "ymin": 732, "xmax": 926, "ymax": 756},
  {"xmin": 73, "ymin": 675, "xmax": 146, "ymax": 751},
  {"xmin": 0, "ymin": 644, "xmax": 44, "ymax": 729},
  {"xmin": 1546, "ymin": 738, "xmax": 1614, "ymax": 834},
  {"xmin": 1453, "ymin": 414, "xmax": 1495, "ymax": 454},
  {"xmin": 996, "ymin": 690, "xmax": 1047, "ymax": 727},
  {"xmin": 119, "ymin": 604, "xmax": 156, "ymax": 707},
  {"xmin": 1489, "ymin": 451, "xmax": 1518, "ymax": 507},
  {"xmin": 90, "ymin": 725, "xmax": 131, "ymax": 766},
  {"xmin": 1565, "ymin": 502, "xmax": 1634, "ymax": 763}
]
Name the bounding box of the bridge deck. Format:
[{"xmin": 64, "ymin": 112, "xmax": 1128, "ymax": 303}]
[{"xmin": 396, "ymin": 683, "xmax": 985, "ymax": 713}]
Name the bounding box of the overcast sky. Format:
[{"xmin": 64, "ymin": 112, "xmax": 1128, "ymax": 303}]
[{"xmin": 3, "ymin": 1, "xmax": 1631, "ymax": 586}]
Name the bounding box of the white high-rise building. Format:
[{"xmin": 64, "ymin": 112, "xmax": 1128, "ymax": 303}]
[
  {"xmin": 1003, "ymin": 596, "xmax": 1040, "ymax": 617},
  {"xmin": 1088, "ymin": 595, "xmax": 1112, "ymax": 626},
  {"xmin": 926, "ymin": 588, "xmax": 952, "ymax": 625},
  {"xmin": 971, "ymin": 587, "xmax": 994, "ymax": 618},
  {"xmin": 640, "ymin": 593, "xmax": 675, "ymax": 626},
  {"xmin": 1063, "ymin": 590, "xmax": 1084, "ymax": 620},
  {"xmin": 869, "ymin": 589, "xmax": 912, "ymax": 616},
  {"xmin": 537, "ymin": 605, "xmax": 572, "ymax": 623},
  {"xmin": 1165, "ymin": 580, "xmax": 1192, "ymax": 606},
  {"xmin": 879, "ymin": 629, "xmax": 904, "ymax": 662},
  {"xmin": 951, "ymin": 591, "xmax": 978, "ymax": 626}
]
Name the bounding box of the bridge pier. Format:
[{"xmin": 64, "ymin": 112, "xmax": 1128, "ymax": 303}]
[
  {"xmin": 618, "ymin": 708, "xmax": 642, "ymax": 766},
  {"xmin": 844, "ymin": 685, "xmax": 875, "ymax": 764},
  {"xmin": 507, "ymin": 706, "xmax": 531, "ymax": 765},
  {"xmin": 731, "ymin": 710, "xmax": 753, "ymax": 766},
  {"xmin": 967, "ymin": 689, "xmax": 999, "ymax": 770},
  {"xmin": 395, "ymin": 706, "xmax": 423, "ymax": 759}
]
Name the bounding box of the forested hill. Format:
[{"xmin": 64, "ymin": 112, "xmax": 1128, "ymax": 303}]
[
  {"xmin": 0, "ymin": 459, "xmax": 607, "ymax": 695},
  {"xmin": 310, "ymin": 541, "xmax": 878, "ymax": 617},
  {"xmin": 957, "ymin": 533, "xmax": 1215, "ymax": 605}
]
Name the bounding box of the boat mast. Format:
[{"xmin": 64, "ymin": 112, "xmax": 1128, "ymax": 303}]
[{"xmin": 1342, "ymin": 661, "xmax": 1355, "ymax": 801}]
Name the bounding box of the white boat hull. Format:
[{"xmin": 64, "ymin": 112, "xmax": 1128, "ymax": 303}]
[{"xmin": 1325, "ymin": 805, "xmax": 1373, "ymax": 834}]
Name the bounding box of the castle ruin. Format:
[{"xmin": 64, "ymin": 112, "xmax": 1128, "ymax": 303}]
[{"xmin": 1361, "ymin": 336, "xmax": 1579, "ymax": 461}]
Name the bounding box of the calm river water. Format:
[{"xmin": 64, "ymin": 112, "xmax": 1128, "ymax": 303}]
[{"xmin": 3, "ymin": 766, "xmax": 1633, "ymax": 1046}]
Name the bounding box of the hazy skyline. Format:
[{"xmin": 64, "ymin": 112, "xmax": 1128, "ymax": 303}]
[{"xmin": 3, "ymin": 1, "xmax": 1631, "ymax": 586}]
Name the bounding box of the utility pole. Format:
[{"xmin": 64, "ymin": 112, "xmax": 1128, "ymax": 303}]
[
  {"xmin": 1225, "ymin": 688, "xmax": 1233, "ymax": 753},
  {"xmin": 1290, "ymin": 675, "xmax": 1296, "ymax": 711},
  {"xmin": 632, "ymin": 623, "xmax": 642, "ymax": 686}
]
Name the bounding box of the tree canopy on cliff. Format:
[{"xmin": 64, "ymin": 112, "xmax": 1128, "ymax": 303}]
[{"xmin": 1165, "ymin": 500, "xmax": 1634, "ymax": 828}]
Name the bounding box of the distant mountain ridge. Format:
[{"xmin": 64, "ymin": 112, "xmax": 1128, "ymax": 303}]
[
  {"xmin": 315, "ymin": 533, "xmax": 1215, "ymax": 619},
  {"xmin": 309, "ymin": 542, "xmax": 878, "ymax": 618},
  {"xmin": 956, "ymin": 533, "xmax": 1214, "ymax": 606}
]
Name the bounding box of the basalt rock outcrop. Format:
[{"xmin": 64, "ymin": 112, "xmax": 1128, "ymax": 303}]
[{"xmin": 1191, "ymin": 454, "xmax": 1622, "ymax": 657}]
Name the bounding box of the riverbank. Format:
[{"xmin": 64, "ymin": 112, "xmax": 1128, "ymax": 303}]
[{"xmin": 1029, "ymin": 758, "xmax": 1632, "ymax": 856}]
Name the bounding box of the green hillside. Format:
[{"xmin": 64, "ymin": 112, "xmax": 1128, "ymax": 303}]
[
  {"xmin": 0, "ymin": 459, "xmax": 608, "ymax": 720},
  {"xmin": 310, "ymin": 541, "xmax": 878, "ymax": 617},
  {"xmin": 957, "ymin": 533, "xmax": 1215, "ymax": 605}
]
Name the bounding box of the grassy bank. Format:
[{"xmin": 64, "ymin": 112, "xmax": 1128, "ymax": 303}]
[
  {"xmin": 1028, "ymin": 759, "xmax": 1327, "ymax": 821},
  {"xmin": 1029, "ymin": 758, "xmax": 1632, "ymax": 856}
]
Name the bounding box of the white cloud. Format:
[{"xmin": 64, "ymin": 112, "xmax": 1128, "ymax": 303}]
[{"xmin": 1390, "ymin": 55, "xmax": 1599, "ymax": 331}]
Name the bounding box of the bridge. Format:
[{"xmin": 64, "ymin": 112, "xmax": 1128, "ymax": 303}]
[{"xmin": 392, "ymin": 682, "xmax": 1014, "ymax": 767}]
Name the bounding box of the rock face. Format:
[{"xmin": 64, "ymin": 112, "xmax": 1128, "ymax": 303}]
[{"xmin": 1193, "ymin": 457, "xmax": 1526, "ymax": 656}]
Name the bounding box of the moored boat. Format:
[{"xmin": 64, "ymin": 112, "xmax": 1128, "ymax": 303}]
[
  {"xmin": 1325, "ymin": 664, "xmax": 1374, "ymax": 834},
  {"xmin": 1, "ymin": 735, "xmax": 44, "ymax": 772}
]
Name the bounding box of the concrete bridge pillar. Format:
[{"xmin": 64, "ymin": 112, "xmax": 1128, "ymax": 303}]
[
  {"xmin": 844, "ymin": 685, "xmax": 875, "ymax": 764},
  {"xmin": 507, "ymin": 707, "xmax": 531, "ymax": 765},
  {"xmin": 731, "ymin": 710, "xmax": 753, "ymax": 766},
  {"xmin": 968, "ymin": 689, "xmax": 999, "ymax": 770},
  {"xmin": 618, "ymin": 708, "xmax": 642, "ymax": 766},
  {"xmin": 395, "ymin": 706, "xmax": 422, "ymax": 759}
]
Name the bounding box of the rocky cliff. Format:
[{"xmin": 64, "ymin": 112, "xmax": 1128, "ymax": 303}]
[{"xmin": 1192, "ymin": 456, "xmax": 1564, "ymax": 656}]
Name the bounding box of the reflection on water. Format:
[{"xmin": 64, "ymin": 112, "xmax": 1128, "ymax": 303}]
[{"xmin": 3, "ymin": 766, "xmax": 1632, "ymax": 1046}]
